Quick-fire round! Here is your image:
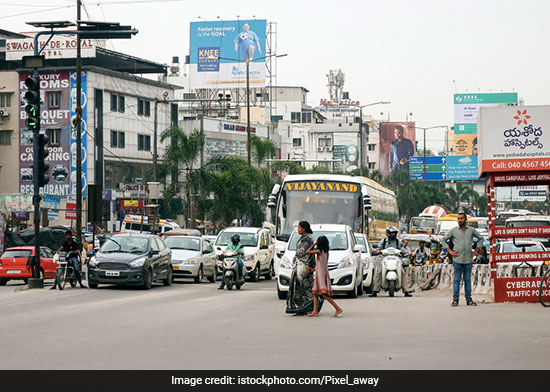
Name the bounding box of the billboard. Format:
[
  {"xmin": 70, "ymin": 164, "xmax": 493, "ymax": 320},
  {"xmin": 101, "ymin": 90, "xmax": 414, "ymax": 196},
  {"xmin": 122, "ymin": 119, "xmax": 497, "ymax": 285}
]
[
  {"xmin": 478, "ymin": 105, "xmax": 550, "ymax": 176},
  {"xmin": 69, "ymin": 71, "xmax": 88, "ymax": 198},
  {"xmin": 19, "ymin": 71, "xmax": 72, "ymax": 197},
  {"xmin": 332, "ymin": 132, "xmax": 358, "ymax": 172},
  {"xmin": 189, "ymin": 19, "xmax": 267, "ymax": 89},
  {"xmin": 378, "ymin": 122, "xmax": 416, "ymax": 176},
  {"xmin": 446, "ymin": 155, "xmax": 478, "ymax": 180}
]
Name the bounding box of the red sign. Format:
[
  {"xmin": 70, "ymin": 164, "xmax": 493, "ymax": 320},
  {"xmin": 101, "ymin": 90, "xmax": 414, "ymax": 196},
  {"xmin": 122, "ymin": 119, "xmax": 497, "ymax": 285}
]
[
  {"xmin": 65, "ymin": 202, "xmax": 76, "ymax": 220},
  {"xmin": 491, "ymin": 226, "xmax": 550, "ymax": 238},
  {"xmin": 493, "ymin": 172, "xmax": 550, "ymax": 184},
  {"xmin": 493, "ymin": 252, "xmax": 550, "ymax": 262},
  {"xmin": 494, "ymin": 277, "xmax": 550, "ymax": 303}
]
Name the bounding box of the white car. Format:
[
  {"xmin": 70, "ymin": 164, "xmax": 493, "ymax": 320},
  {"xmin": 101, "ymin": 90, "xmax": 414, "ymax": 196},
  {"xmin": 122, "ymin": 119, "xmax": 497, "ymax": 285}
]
[
  {"xmin": 496, "ymin": 240, "xmax": 547, "ymax": 268},
  {"xmin": 164, "ymin": 235, "xmax": 217, "ymax": 283},
  {"xmin": 354, "ymin": 233, "xmax": 374, "ymax": 293},
  {"xmin": 214, "ymin": 227, "xmax": 275, "ymax": 282},
  {"xmin": 277, "ymin": 224, "xmax": 364, "ymax": 300}
]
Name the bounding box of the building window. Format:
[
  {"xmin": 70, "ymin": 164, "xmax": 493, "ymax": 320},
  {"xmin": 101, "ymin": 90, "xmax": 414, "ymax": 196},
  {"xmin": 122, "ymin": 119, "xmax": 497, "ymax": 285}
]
[
  {"xmin": 318, "ymin": 138, "xmax": 332, "ymax": 148},
  {"xmin": 111, "ymin": 93, "xmax": 118, "ymax": 112},
  {"xmin": 291, "ymin": 112, "xmax": 301, "ymax": 123},
  {"xmin": 138, "ymin": 99, "xmax": 144, "ymax": 116},
  {"xmin": 292, "ymin": 138, "xmax": 302, "ymax": 148},
  {"xmin": 118, "ymin": 95, "xmax": 125, "ymax": 113},
  {"xmin": 0, "ymin": 130, "xmax": 12, "ymax": 145},
  {"xmin": 301, "ymin": 111, "xmax": 312, "ymax": 124},
  {"xmin": 46, "ymin": 128, "xmax": 61, "ymax": 146},
  {"xmin": 111, "ymin": 130, "xmax": 125, "ymax": 148},
  {"xmin": 145, "ymin": 100, "xmax": 151, "ymax": 117},
  {"xmin": 368, "ymin": 162, "xmax": 376, "ymax": 169},
  {"xmin": 138, "ymin": 134, "xmax": 151, "ymax": 151},
  {"xmin": 0, "ymin": 93, "xmax": 12, "ymax": 108},
  {"xmin": 368, "ymin": 144, "xmax": 376, "ymax": 151},
  {"xmin": 48, "ymin": 91, "xmax": 60, "ymax": 109}
]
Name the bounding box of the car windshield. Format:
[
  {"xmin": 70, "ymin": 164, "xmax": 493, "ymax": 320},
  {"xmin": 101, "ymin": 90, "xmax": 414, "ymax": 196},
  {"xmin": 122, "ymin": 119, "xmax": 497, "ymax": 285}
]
[
  {"xmin": 216, "ymin": 232, "xmax": 258, "ymax": 247},
  {"xmin": 288, "ymin": 231, "xmax": 348, "ymax": 251},
  {"xmin": 164, "ymin": 236, "xmax": 201, "ymax": 251},
  {"xmin": 101, "ymin": 236, "xmax": 149, "ymax": 254},
  {"xmin": 506, "ymin": 220, "xmax": 550, "ymax": 228},
  {"xmin": 501, "ymin": 243, "xmax": 545, "ymax": 253},
  {"xmin": 1, "ymin": 250, "xmax": 32, "ymax": 258},
  {"xmin": 410, "ymin": 217, "xmax": 436, "ymax": 230}
]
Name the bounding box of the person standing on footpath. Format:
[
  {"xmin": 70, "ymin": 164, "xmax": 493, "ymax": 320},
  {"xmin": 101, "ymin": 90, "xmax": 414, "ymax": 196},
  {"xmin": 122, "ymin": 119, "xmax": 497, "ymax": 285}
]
[
  {"xmin": 305, "ymin": 236, "xmax": 343, "ymax": 317},
  {"xmin": 441, "ymin": 212, "xmax": 483, "ymax": 307}
]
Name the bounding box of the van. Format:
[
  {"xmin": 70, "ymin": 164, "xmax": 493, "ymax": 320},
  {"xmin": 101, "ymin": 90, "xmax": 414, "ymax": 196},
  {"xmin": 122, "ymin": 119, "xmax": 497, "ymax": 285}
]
[
  {"xmin": 435, "ymin": 214, "xmax": 479, "ymax": 236},
  {"xmin": 214, "ymin": 227, "xmax": 275, "ymax": 282},
  {"xmin": 121, "ymin": 215, "xmax": 180, "ymax": 234}
]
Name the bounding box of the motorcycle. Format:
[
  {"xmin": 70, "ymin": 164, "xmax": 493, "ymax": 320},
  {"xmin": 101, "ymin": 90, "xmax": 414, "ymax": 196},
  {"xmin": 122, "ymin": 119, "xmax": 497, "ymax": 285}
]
[
  {"xmin": 380, "ymin": 247, "xmax": 404, "ymax": 297},
  {"xmin": 55, "ymin": 251, "xmax": 81, "ymax": 290},
  {"xmin": 218, "ymin": 249, "xmax": 246, "ymax": 290}
]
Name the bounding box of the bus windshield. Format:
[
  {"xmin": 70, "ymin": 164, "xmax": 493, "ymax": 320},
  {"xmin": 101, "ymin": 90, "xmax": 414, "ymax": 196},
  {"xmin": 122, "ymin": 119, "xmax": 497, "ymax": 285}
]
[
  {"xmin": 410, "ymin": 217, "xmax": 436, "ymax": 231},
  {"xmin": 276, "ymin": 182, "xmax": 361, "ymax": 241}
]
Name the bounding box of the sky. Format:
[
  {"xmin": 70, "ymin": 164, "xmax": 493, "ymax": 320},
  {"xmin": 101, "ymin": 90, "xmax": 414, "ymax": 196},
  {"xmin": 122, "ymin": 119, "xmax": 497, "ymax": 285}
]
[{"xmin": 3, "ymin": 0, "xmax": 550, "ymax": 153}]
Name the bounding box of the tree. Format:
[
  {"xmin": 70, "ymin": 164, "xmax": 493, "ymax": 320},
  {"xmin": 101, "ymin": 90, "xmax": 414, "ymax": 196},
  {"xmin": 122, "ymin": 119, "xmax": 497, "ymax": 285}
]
[
  {"xmin": 443, "ymin": 183, "xmax": 478, "ymax": 212},
  {"xmin": 250, "ymin": 135, "xmax": 277, "ymax": 167},
  {"xmin": 159, "ymin": 127, "xmax": 205, "ymax": 228}
]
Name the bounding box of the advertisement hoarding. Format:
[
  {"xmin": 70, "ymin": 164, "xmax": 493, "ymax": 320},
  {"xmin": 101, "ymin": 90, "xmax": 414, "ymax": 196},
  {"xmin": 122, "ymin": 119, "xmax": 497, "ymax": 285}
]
[
  {"xmin": 332, "ymin": 132, "xmax": 358, "ymax": 172},
  {"xmin": 19, "ymin": 71, "xmax": 72, "ymax": 197},
  {"xmin": 478, "ymin": 105, "xmax": 550, "ymax": 176},
  {"xmin": 454, "ymin": 93, "xmax": 518, "ymax": 135},
  {"xmin": 378, "ymin": 122, "xmax": 416, "ymax": 176},
  {"xmin": 446, "ymin": 155, "xmax": 478, "ymax": 180},
  {"xmin": 69, "ymin": 71, "xmax": 87, "ymax": 198},
  {"xmin": 189, "ymin": 20, "xmax": 267, "ymax": 89}
]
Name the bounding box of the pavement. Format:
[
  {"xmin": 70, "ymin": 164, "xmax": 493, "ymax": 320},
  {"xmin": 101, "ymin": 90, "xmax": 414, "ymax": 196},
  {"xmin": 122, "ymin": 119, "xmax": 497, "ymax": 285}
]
[{"xmin": 0, "ymin": 277, "xmax": 549, "ymax": 370}]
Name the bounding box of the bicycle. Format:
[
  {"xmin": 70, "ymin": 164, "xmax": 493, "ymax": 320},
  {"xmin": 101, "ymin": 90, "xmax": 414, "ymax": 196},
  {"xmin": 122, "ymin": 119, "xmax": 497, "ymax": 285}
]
[
  {"xmin": 540, "ymin": 266, "xmax": 550, "ymax": 307},
  {"xmin": 55, "ymin": 251, "xmax": 81, "ymax": 290}
]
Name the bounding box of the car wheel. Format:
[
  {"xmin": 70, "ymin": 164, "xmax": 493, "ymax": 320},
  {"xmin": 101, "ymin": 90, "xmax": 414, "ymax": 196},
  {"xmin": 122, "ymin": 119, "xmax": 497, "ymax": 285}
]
[
  {"xmin": 163, "ymin": 268, "xmax": 173, "ymax": 286},
  {"xmin": 0, "ymin": 279, "xmax": 8, "ymax": 286},
  {"xmin": 194, "ymin": 265, "xmax": 203, "ymax": 283},
  {"xmin": 23, "ymin": 279, "xmax": 28, "ymax": 284},
  {"xmin": 347, "ymin": 279, "xmax": 358, "ymax": 299},
  {"xmin": 277, "ymin": 284, "xmax": 287, "ymax": 300},
  {"xmin": 365, "ymin": 283, "xmax": 373, "ymax": 294},
  {"xmin": 88, "ymin": 282, "xmax": 99, "ymax": 289},
  {"xmin": 250, "ymin": 263, "xmax": 260, "ymax": 282},
  {"xmin": 357, "ymin": 277, "xmax": 364, "ymax": 296},
  {"xmin": 142, "ymin": 268, "xmax": 153, "ymax": 290},
  {"xmin": 207, "ymin": 269, "xmax": 216, "ymax": 283},
  {"xmin": 264, "ymin": 261, "xmax": 274, "ymax": 280}
]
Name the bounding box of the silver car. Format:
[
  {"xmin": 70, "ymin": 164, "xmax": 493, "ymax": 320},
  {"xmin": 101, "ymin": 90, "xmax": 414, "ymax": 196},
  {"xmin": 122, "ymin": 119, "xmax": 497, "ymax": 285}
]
[
  {"xmin": 164, "ymin": 235, "xmax": 217, "ymax": 283},
  {"xmin": 354, "ymin": 233, "xmax": 374, "ymax": 293}
]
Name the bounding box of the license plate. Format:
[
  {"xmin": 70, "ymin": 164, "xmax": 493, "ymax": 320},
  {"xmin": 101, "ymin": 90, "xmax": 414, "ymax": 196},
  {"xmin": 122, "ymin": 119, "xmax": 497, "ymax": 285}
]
[
  {"xmin": 7, "ymin": 270, "xmax": 21, "ymax": 274},
  {"xmin": 173, "ymin": 266, "xmax": 179, "ymax": 271},
  {"xmin": 105, "ymin": 271, "xmax": 120, "ymax": 277}
]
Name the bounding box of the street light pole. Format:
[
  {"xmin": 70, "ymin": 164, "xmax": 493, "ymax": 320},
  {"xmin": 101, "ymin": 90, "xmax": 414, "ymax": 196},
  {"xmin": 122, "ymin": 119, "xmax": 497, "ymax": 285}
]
[
  {"xmin": 356, "ymin": 101, "xmax": 390, "ymax": 176},
  {"xmin": 415, "ymin": 125, "xmax": 448, "ymax": 182}
]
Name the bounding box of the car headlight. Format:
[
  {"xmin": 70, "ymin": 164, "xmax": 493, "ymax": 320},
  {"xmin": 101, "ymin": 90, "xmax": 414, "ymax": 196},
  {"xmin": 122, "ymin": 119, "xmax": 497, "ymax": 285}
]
[
  {"xmin": 183, "ymin": 258, "xmax": 197, "ymax": 265},
  {"xmin": 338, "ymin": 257, "xmax": 353, "ymax": 269},
  {"xmin": 280, "ymin": 256, "xmax": 292, "ymax": 269},
  {"xmin": 130, "ymin": 257, "xmax": 147, "ymax": 267},
  {"xmin": 243, "ymin": 255, "xmax": 254, "ymax": 262},
  {"xmin": 89, "ymin": 256, "xmax": 99, "ymax": 267}
]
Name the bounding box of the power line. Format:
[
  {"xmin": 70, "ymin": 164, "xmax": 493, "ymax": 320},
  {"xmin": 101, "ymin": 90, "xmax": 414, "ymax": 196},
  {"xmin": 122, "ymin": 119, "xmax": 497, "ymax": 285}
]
[{"xmin": 0, "ymin": 4, "xmax": 75, "ymax": 19}]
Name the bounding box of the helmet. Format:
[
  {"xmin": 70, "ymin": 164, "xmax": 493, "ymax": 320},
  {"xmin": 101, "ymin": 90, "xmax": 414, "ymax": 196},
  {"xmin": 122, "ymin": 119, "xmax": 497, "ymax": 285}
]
[
  {"xmin": 386, "ymin": 226, "xmax": 398, "ymax": 237},
  {"xmin": 230, "ymin": 233, "xmax": 240, "ymax": 244}
]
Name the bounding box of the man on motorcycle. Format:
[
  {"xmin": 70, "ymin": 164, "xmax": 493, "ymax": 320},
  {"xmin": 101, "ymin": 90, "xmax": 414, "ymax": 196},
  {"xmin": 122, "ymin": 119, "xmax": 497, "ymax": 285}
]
[
  {"xmin": 218, "ymin": 233, "xmax": 244, "ymax": 290},
  {"xmin": 413, "ymin": 239, "xmax": 431, "ymax": 265},
  {"xmin": 370, "ymin": 226, "xmax": 413, "ymax": 297},
  {"xmin": 50, "ymin": 230, "xmax": 86, "ymax": 289}
]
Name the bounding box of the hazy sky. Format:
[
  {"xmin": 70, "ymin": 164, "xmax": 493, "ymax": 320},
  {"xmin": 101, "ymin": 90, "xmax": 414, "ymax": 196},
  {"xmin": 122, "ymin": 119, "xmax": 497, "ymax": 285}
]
[{"xmin": 3, "ymin": 0, "xmax": 550, "ymax": 152}]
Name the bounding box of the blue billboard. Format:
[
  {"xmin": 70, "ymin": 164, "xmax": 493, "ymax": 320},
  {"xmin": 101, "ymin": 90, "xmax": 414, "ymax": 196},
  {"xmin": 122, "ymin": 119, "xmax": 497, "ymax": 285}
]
[
  {"xmin": 189, "ymin": 20, "xmax": 267, "ymax": 89},
  {"xmin": 69, "ymin": 71, "xmax": 87, "ymax": 198},
  {"xmin": 446, "ymin": 155, "xmax": 478, "ymax": 181}
]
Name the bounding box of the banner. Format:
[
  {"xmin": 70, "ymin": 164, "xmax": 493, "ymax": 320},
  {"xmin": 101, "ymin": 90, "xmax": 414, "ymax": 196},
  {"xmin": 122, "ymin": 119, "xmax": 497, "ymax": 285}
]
[
  {"xmin": 332, "ymin": 132, "xmax": 358, "ymax": 172},
  {"xmin": 378, "ymin": 122, "xmax": 416, "ymax": 176},
  {"xmin": 446, "ymin": 155, "xmax": 478, "ymax": 180},
  {"xmin": 189, "ymin": 19, "xmax": 267, "ymax": 89},
  {"xmin": 0, "ymin": 194, "xmax": 33, "ymax": 213},
  {"xmin": 69, "ymin": 71, "xmax": 88, "ymax": 198},
  {"xmin": 454, "ymin": 93, "xmax": 518, "ymax": 135}
]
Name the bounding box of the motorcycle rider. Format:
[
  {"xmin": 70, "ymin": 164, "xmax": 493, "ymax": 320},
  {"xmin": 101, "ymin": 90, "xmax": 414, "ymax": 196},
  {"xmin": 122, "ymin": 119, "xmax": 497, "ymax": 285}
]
[
  {"xmin": 50, "ymin": 230, "xmax": 86, "ymax": 289},
  {"xmin": 218, "ymin": 233, "xmax": 244, "ymax": 290},
  {"xmin": 370, "ymin": 226, "xmax": 413, "ymax": 297},
  {"xmin": 413, "ymin": 239, "xmax": 431, "ymax": 265}
]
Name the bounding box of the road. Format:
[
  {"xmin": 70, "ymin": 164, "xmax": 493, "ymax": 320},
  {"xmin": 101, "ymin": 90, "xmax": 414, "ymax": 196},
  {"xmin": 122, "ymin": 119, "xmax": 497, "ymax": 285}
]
[{"xmin": 0, "ymin": 277, "xmax": 548, "ymax": 370}]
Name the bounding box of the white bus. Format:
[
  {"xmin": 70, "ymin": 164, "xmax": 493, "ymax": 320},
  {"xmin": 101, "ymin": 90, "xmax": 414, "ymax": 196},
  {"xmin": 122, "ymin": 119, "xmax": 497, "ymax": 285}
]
[{"xmin": 267, "ymin": 174, "xmax": 399, "ymax": 245}]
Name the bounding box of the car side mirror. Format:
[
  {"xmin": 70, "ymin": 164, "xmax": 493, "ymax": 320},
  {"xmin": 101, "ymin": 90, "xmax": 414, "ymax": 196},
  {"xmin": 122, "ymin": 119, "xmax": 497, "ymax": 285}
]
[{"xmin": 353, "ymin": 244, "xmax": 365, "ymax": 253}]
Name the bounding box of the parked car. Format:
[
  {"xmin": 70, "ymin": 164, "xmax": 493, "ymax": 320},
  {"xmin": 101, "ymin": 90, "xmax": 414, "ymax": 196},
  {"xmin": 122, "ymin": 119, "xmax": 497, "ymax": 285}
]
[
  {"xmin": 277, "ymin": 224, "xmax": 364, "ymax": 300},
  {"xmin": 496, "ymin": 240, "xmax": 547, "ymax": 267},
  {"xmin": 0, "ymin": 246, "xmax": 58, "ymax": 285},
  {"xmin": 165, "ymin": 235, "xmax": 216, "ymax": 283},
  {"xmin": 214, "ymin": 227, "xmax": 275, "ymax": 282},
  {"xmin": 354, "ymin": 233, "xmax": 374, "ymax": 293},
  {"xmin": 87, "ymin": 233, "xmax": 172, "ymax": 289}
]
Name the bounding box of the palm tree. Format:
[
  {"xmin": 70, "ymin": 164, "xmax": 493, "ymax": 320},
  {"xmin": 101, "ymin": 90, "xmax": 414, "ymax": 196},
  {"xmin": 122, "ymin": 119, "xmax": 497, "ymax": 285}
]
[
  {"xmin": 250, "ymin": 135, "xmax": 277, "ymax": 167},
  {"xmin": 160, "ymin": 127, "xmax": 205, "ymax": 228},
  {"xmin": 443, "ymin": 183, "xmax": 478, "ymax": 212}
]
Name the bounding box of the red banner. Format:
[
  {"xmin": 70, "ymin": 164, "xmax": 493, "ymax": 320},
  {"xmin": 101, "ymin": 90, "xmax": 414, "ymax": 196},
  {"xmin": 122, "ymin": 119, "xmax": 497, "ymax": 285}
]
[
  {"xmin": 493, "ymin": 252, "xmax": 550, "ymax": 262},
  {"xmin": 492, "ymin": 172, "xmax": 550, "ymax": 184},
  {"xmin": 494, "ymin": 277, "xmax": 550, "ymax": 303},
  {"xmin": 491, "ymin": 226, "xmax": 550, "ymax": 238}
]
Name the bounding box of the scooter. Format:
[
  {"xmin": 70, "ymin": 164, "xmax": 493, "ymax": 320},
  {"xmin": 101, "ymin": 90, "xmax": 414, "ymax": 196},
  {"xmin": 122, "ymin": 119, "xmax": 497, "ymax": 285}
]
[
  {"xmin": 218, "ymin": 249, "xmax": 246, "ymax": 290},
  {"xmin": 380, "ymin": 247, "xmax": 403, "ymax": 297}
]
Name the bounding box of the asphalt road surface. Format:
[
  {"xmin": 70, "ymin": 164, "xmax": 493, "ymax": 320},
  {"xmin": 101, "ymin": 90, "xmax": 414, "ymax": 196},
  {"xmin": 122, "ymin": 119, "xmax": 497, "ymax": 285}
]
[{"xmin": 0, "ymin": 277, "xmax": 548, "ymax": 370}]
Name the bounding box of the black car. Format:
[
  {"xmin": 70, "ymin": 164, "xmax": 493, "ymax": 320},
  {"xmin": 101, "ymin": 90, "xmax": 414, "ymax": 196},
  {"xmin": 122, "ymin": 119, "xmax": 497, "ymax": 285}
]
[{"xmin": 87, "ymin": 233, "xmax": 172, "ymax": 289}]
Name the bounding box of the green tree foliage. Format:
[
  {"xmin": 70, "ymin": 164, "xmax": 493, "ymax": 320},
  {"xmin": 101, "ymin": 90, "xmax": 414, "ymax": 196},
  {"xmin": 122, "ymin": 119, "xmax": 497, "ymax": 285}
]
[{"xmin": 250, "ymin": 135, "xmax": 277, "ymax": 167}]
